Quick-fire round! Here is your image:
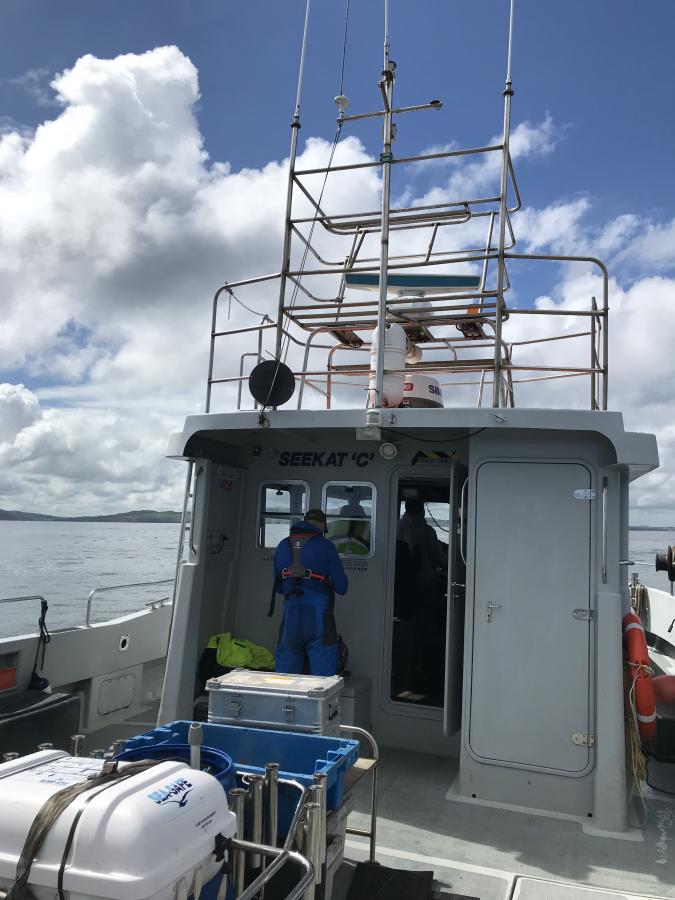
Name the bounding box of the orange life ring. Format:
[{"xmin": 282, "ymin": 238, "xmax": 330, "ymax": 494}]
[{"xmin": 622, "ymin": 611, "xmax": 657, "ymax": 741}]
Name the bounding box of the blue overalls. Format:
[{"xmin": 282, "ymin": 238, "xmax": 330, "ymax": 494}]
[{"xmin": 273, "ymin": 522, "xmax": 348, "ymax": 676}]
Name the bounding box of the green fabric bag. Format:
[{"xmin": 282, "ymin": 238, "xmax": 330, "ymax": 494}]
[{"xmin": 206, "ymin": 632, "xmax": 275, "ymax": 670}]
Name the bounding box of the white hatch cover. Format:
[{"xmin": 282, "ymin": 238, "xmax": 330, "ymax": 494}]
[{"xmin": 513, "ymin": 878, "xmax": 663, "ymax": 900}]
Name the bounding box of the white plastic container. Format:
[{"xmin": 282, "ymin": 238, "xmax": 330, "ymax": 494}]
[
  {"xmin": 368, "ymin": 323, "xmax": 406, "ymax": 408},
  {"xmin": 401, "ymin": 373, "xmax": 444, "ymax": 408},
  {"xmin": 0, "ymin": 750, "xmax": 236, "ymax": 900}
]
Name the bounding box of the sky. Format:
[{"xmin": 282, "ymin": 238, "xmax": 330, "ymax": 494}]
[{"xmin": 0, "ymin": 0, "xmax": 674, "ymax": 523}]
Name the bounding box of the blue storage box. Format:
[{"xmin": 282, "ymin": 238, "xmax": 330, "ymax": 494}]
[{"xmin": 120, "ymin": 720, "xmax": 359, "ymax": 834}]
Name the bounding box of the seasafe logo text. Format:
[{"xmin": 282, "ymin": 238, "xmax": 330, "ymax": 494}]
[{"xmin": 148, "ymin": 777, "xmax": 193, "ymax": 808}]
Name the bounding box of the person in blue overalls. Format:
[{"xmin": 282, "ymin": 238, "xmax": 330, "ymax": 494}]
[{"xmin": 270, "ymin": 509, "xmax": 348, "ymax": 676}]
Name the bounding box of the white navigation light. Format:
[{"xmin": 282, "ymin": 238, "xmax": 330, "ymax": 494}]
[{"xmin": 334, "ymin": 94, "xmax": 350, "ymax": 112}]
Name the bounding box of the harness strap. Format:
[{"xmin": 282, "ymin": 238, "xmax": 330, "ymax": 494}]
[{"xmin": 268, "ymin": 532, "xmax": 335, "ymax": 618}]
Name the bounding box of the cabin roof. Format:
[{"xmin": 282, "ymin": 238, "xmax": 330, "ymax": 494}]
[{"xmin": 167, "ymin": 407, "xmax": 658, "ymax": 481}]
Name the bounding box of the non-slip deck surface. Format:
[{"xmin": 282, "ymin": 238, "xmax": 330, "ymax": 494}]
[{"xmin": 345, "ymin": 747, "xmax": 675, "ymax": 900}]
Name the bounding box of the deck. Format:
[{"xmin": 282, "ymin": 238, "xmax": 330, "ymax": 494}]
[{"xmin": 343, "ymin": 748, "xmax": 675, "ymax": 899}]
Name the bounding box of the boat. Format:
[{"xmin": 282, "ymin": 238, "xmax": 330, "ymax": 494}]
[{"xmin": 1, "ymin": 1, "xmax": 674, "ymax": 898}]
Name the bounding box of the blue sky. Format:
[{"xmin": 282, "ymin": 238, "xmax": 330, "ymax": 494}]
[
  {"xmin": 0, "ymin": 1, "xmax": 674, "ymax": 520},
  {"xmin": 2, "ymin": 0, "xmax": 674, "ymax": 217}
]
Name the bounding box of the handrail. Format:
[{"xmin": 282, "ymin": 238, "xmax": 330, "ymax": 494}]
[
  {"xmin": 340, "ymin": 724, "xmax": 379, "ymax": 863},
  {"xmin": 229, "ymin": 839, "xmax": 314, "ymax": 900},
  {"xmin": 85, "ymin": 579, "xmax": 173, "ymax": 627},
  {"xmin": 0, "ymin": 594, "xmax": 46, "ymax": 606}
]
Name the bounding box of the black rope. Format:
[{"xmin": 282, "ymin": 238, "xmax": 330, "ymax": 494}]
[
  {"xmin": 262, "ymin": 0, "xmax": 351, "ymax": 412},
  {"xmin": 281, "ymin": 122, "xmax": 343, "ymax": 366},
  {"xmin": 381, "ymin": 427, "xmax": 487, "ymax": 444},
  {"xmin": 31, "ymin": 600, "xmax": 50, "ymax": 676},
  {"xmin": 338, "ymin": 0, "xmax": 351, "ymax": 97},
  {"xmin": 226, "ymin": 286, "xmax": 271, "ymax": 321}
]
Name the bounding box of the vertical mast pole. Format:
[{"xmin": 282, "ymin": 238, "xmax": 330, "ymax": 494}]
[
  {"xmin": 275, "ymin": 0, "xmax": 312, "ymax": 360},
  {"xmin": 492, "ymin": 0, "xmax": 515, "ymax": 407},
  {"xmin": 373, "ymin": 0, "xmax": 394, "ymax": 408}
]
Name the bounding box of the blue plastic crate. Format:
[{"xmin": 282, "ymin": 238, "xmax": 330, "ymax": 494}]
[{"xmin": 120, "ymin": 720, "xmax": 359, "ymax": 834}]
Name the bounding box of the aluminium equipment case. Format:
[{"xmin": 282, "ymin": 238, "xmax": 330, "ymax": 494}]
[{"xmin": 207, "ymin": 669, "xmax": 343, "ymax": 735}]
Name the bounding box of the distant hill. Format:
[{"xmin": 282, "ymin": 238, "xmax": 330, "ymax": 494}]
[{"xmin": 0, "ymin": 508, "xmax": 182, "ymax": 523}]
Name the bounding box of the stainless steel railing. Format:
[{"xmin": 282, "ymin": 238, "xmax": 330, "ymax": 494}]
[
  {"xmin": 0, "ymin": 595, "xmax": 46, "ymax": 607},
  {"xmin": 84, "ymin": 579, "xmax": 174, "ymax": 627}
]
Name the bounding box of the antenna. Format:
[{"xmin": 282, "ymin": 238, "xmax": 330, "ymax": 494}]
[{"xmin": 492, "ymin": 0, "xmax": 516, "ymax": 407}]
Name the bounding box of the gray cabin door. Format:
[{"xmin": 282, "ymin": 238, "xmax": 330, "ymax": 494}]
[{"xmin": 468, "ymin": 461, "xmax": 593, "ymax": 773}]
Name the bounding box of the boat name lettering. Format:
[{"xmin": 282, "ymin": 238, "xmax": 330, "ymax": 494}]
[
  {"xmin": 412, "ymin": 450, "xmax": 459, "ymax": 465},
  {"xmin": 278, "ymin": 451, "xmax": 374, "ymax": 468},
  {"xmin": 148, "ymin": 777, "xmax": 193, "ymax": 807}
]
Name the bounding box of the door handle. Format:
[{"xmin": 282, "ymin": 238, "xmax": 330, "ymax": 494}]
[{"xmin": 486, "ymin": 602, "xmax": 502, "ymax": 623}]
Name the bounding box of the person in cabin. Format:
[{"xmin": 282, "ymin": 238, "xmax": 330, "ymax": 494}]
[
  {"xmin": 396, "ymin": 497, "xmax": 447, "ymax": 579},
  {"xmin": 271, "ymin": 509, "xmax": 348, "ymax": 676},
  {"xmin": 329, "ymin": 494, "xmax": 371, "ymax": 556},
  {"xmin": 396, "ymin": 497, "xmax": 447, "ymax": 697}
]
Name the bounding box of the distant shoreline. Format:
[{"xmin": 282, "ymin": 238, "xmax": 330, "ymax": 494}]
[
  {"xmin": 0, "ymin": 509, "xmax": 181, "ymax": 524},
  {"xmin": 0, "ymin": 508, "xmax": 672, "ymax": 529},
  {"xmin": 629, "ymin": 525, "xmax": 675, "ymax": 532}
]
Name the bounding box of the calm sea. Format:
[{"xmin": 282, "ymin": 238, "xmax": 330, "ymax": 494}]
[
  {"xmin": 0, "ymin": 522, "xmax": 673, "ymax": 638},
  {"xmin": 0, "ymin": 522, "xmax": 180, "ymax": 637}
]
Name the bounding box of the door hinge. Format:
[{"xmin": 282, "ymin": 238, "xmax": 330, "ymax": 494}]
[
  {"xmin": 572, "ymin": 608, "xmax": 595, "ymax": 621},
  {"xmin": 573, "ymin": 489, "xmax": 596, "ymax": 500},
  {"xmin": 572, "ymin": 732, "xmax": 595, "ymax": 747}
]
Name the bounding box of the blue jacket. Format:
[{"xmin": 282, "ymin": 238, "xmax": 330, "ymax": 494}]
[{"xmin": 274, "ymin": 521, "xmax": 348, "ymax": 598}]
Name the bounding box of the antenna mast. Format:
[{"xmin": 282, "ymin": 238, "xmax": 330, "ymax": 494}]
[
  {"xmin": 274, "ymin": 0, "xmax": 312, "ymax": 360},
  {"xmin": 372, "ymin": 0, "xmax": 395, "ymax": 412},
  {"xmin": 492, "ymin": 0, "xmax": 515, "ymax": 407}
]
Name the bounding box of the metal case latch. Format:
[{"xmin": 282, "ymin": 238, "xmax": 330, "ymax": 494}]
[
  {"xmin": 227, "ymin": 696, "xmax": 241, "ymax": 717},
  {"xmin": 283, "ymin": 700, "xmax": 295, "ymax": 722}
]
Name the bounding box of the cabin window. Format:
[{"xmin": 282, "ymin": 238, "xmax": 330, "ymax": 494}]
[
  {"xmin": 322, "ymin": 482, "xmax": 375, "ymax": 558},
  {"xmin": 258, "ymin": 481, "xmax": 309, "ymax": 549}
]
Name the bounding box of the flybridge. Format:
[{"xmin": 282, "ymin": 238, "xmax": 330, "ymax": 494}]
[{"xmin": 203, "ymin": 2, "xmax": 609, "ymax": 418}]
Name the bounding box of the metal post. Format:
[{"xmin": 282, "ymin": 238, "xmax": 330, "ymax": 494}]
[
  {"xmin": 249, "ymin": 774, "xmax": 265, "ymax": 869},
  {"xmin": 590, "ymin": 295, "xmax": 597, "ymax": 409},
  {"xmin": 372, "ymin": 3, "xmax": 395, "ymax": 409},
  {"xmin": 172, "ymin": 460, "xmax": 193, "ymax": 606},
  {"xmin": 275, "ymin": 0, "xmax": 313, "ymax": 360},
  {"xmin": 111, "ymin": 738, "xmax": 126, "ymax": 757},
  {"xmin": 302, "ymin": 802, "xmax": 320, "ymax": 897},
  {"xmin": 71, "ymin": 734, "xmax": 85, "ymax": 757},
  {"xmin": 265, "ymin": 763, "xmax": 279, "ymax": 848},
  {"xmin": 205, "ymin": 292, "xmax": 219, "ymax": 413},
  {"xmin": 188, "ymin": 722, "xmax": 203, "ymax": 770},
  {"xmin": 312, "ymin": 773, "xmax": 327, "ymax": 865},
  {"xmin": 492, "ymin": 0, "xmax": 515, "ymax": 407},
  {"xmin": 2, "ymin": 753, "xmax": 19, "ymax": 762},
  {"xmin": 230, "ymin": 787, "xmax": 247, "ymax": 896}
]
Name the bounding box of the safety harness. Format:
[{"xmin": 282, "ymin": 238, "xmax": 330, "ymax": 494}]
[{"xmin": 268, "ymin": 530, "xmax": 335, "ymax": 618}]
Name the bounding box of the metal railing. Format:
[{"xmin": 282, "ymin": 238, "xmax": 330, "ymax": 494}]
[
  {"xmin": 0, "ymin": 595, "xmax": 46, "ymax": 607},
  {"xmin": 84, "ymin": 579, "xmax": 174, "ymax": 627},
  {"xmin": 201, "ymin": 5, "xmax": 610, "ymax": 416}
]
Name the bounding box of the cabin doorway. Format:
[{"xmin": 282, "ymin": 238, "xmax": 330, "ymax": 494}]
[{"xmin": 389, "ymin": 470, "xmax": 465, "ymax": 717}]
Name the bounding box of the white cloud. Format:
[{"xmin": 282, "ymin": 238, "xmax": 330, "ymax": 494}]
[{"xmin": 0, "ymin": 48, "xmax": 673, "ymax": 525}]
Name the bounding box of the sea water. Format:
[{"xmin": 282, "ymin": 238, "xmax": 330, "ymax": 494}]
[
  {"xmin": 0, "ymin": 521, "xmax": 673, "ymax": 638},
  {"xmin": 0, "ymin": 521, "xmax": 180, "ymax": 637}
]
